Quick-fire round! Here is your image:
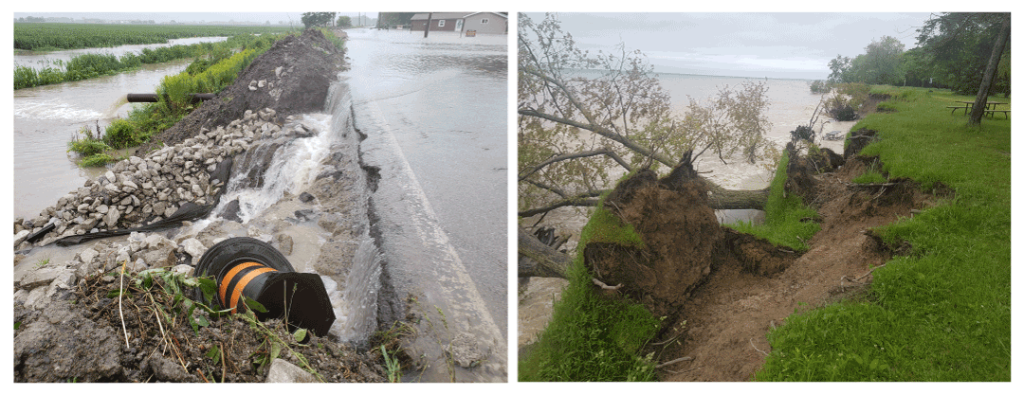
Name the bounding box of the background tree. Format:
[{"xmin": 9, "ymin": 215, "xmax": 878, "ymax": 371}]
[
  {"xmin": 336, "ymin": 16, "xmax": 352, "ymax": 28},
  {"xmin": 518, "ymin": 13, "xmax": 772, "ymax": 221},
  {"xmin": 968, "ymin": 14, "xmax": 1010, "ymax": 125},
  {"xmin": 377, "ymin": 12, "xmax": 418, "ymax": 29},
  {"xmin": 916, "ymin": 12, "xmax": 1011, "ymax": 96},
  {"xmin": 301, "ymin": 12, "xmax": 337, "ymax": 29},
  {"xmin": 831, "ymin": 36, "xmax": 905, "ymax": 86},
  {"xmin": 861, "ymin": 36, "xmax": 905, "ymax": 85},
  {"xmin": 896, "ymin": 47, "xmax": 938, "ymax": 87},
  {"xmin": 827, "ymin": 55, "xmax": 851, "ymax": 85}
]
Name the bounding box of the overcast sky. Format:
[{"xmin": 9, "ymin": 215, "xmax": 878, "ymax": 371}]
[{"xmin": 521, "ymin": 12, "xmax": 934, "ymax": 80}]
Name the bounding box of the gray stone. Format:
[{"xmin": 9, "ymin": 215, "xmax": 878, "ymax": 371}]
[
  {"xmin": 266, "ymin": 359, "xmax": 318, "ymax": 383},
  {"xmin": 79, "ymin": 248, "xmax": 100, "ymax": 265},
  {"xmin": 104, "ymin": 207, "xmax": 120, "ymax": 228},
  {"xmin": 14, "ymin": 230, "xmax": 30, "ymax": 248},
  {"xmin": 275, "ymin": 233, "xmax": 294, "ymax": 256},
  {"xmin": 140, "ymin": 248, "xmax": 176, "ymax": 268},
  {"xmin": 18, "ymin": 267, "xmax": 65, "ymax": 290},
  {"xmin": 126, "ymin": 258, "xmax": 148, "ymax": 273},
  {"xmin": 143, "ymin": 354, "xmax": 191, "ymax": 382},
  {"xmin": 171, "ymin": 264, "xmax": 194, "ymax": 277},
  {"xmin": 181, "ymin": 238, "xmax": 208, "ymax": 260},
  {"xmin": 23, "ymin": 287, "xmax": 50, "ymax": 310}
]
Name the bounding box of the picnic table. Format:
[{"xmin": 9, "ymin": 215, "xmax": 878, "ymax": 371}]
[{"xmin": 947, "ymin": 100, "xmax": 1009, "ymax": 117}]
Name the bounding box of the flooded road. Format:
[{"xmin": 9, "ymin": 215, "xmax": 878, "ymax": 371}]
[{"xmin": 344, "ymin": 28, "xmax": 508, "ymax": 381}]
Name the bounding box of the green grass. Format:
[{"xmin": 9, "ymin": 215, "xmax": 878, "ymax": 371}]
[
  {"xmin": 726, "ymin": 149, "xmax": 820, "ymax": 251},
  {"xmin": 519, "ymin": 187, "xmax": 660, "ymax": 382},
  {"xmin": 756, "ymin": 86, "xmax": 1010, "ymax": 381}
]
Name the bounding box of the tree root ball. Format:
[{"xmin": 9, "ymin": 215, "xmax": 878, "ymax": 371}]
[{"xmin": 587, "ymin": 165, "xmax": 722, "ymax": 316}]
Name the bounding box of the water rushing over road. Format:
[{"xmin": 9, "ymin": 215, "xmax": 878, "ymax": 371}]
[{"xmin": 344, "ymin": 28, "xmax": 508, "ymax": 382}]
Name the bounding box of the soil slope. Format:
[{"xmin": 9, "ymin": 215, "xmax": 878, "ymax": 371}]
[
  {"xmin": 138, "ymin": 29, "xmax": 346, "ymax": 151},
  {"xmin": 656, "ymin": 136, "xmax": 940, "ymax": 381}
]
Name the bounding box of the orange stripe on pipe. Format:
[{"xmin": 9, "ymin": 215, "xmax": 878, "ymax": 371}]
[
  {"xmin": 218, "ymin": 261, "xmax": 264, "ymax": 305},
  {"xmin": 228, "ymin": 267, "xmax": 277, "ymax": 314}
]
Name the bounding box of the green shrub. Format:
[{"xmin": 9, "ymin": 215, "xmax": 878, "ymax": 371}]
[
  {"xmin": 103, "ymin": 119, "xmax": 142, "ymax": 149},
  {"xmin": 79, "ymin": 153, "xmax": 118, "ymax": 167},
  {"xmin": 13, "ymin": 66, "xmax": 38, "ymax": 89},
  {"xmin": 68, "ymin": 138, "xmax": 111, "ymax": 158},
  {"xmin": 809, "ymin": 79, "xmax": 831, "ymax": 94}
]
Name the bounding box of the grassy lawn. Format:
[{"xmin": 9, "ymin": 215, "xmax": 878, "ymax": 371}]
[{"xmin": 756, "ymin": 87, "xmax": 1011, "ymax": 381}]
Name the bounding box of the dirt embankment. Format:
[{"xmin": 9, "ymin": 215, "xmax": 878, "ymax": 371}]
[
  {"xmin": 586, "ymin": 130, "xmax": 946, "ymax": 381},
  {"xmin": 13, "ymin": 29, "xmax": 394, "ymax": 383},
  {"xmin": 138, "ymin": 28, "xmax": 346, "ymax": 152}
]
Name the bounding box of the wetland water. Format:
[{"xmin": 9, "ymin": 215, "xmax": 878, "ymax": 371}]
[{"xmin": 13, "ymin": 37, "xmax": 229, "ymax": 220}]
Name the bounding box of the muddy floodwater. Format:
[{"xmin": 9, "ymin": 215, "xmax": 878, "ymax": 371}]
[
  {"xmin": 519, "ymin": 74, "xmax": 856, "ymax": 347},
  {"xmin": 13, "ymin": 62, "xmax": 198, "ymax": 220}
]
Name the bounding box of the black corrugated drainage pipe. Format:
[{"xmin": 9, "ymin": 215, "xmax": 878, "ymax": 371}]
[{"xmin": 195, "ymin": 237, "xmax": 335, "ymax": 337}]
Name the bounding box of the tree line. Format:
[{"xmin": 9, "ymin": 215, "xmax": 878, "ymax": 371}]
[{"xmin": 824, "ymin": 13, "xmax": 1010, "ymax": 97}]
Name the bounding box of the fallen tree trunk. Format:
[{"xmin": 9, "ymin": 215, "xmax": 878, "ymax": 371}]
[{"xmin": 518, "ymin": 226, "xmax": 572, "ymax": 279}]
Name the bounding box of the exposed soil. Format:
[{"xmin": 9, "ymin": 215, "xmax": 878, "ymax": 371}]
[
  {"xmin": 579, "ymin": 130, "xmax": 944, "ymax": 381},
  {"xmin": 136, "ymin": 29, "xmax": 347, "ymax": 153},
  {"xmin": 13, "ymin": 270, "xmax": 388, "ymax": 383},
  {"xmin": 647, "ymin": 132, "xmax": 943, "ymax": 381}
]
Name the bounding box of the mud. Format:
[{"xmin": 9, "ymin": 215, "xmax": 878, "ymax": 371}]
[
  {"xmin": 14, "ymin": 271, "xmax": 386, "ymax": 383},
  {"xmin": 649, "ymin": 132, "xmax": 942, "ymax": 381},
  {"xmin": 572, "ymin": 130, "xmax": 941, "ymax": 381}
]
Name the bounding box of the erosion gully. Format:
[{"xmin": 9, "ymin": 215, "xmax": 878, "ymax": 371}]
[{"xmin": 13, "ymin": 29, "xmax": 508, "ymax": 382}]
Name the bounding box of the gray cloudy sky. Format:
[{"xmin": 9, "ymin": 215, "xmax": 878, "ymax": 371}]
[{"xmin": 521, "ymin": 12, "xmax": 934, "ymax": 80}]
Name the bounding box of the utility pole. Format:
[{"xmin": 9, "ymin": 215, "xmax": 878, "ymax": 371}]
[{"xmin": 424, "ymin": 13, "xmax": 432, "ymax": 38}]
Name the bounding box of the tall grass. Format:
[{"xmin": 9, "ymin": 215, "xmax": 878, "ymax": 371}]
[
  {"xmin": 64, "ymin": 33, "xmax": 288, "ymax": 167},
  {"xmin": 14, "ymin": 33, "xmax": 279, "ymax": 90},
  {"xmin": 756, "ymin": 87, "xmax": 1010, "ymax": 381}
]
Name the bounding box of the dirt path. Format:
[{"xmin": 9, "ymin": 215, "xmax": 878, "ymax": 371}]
[{"xmin": 658, "ymin": 153, "xmax": 938, "ymax": 381}]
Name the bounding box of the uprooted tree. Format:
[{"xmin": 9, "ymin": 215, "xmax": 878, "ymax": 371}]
[{"xmin": 518, "ymin": 13, "xmax": 777, "ymax": 277}]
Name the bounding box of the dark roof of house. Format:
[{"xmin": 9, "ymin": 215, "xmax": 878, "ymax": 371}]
[
  {"xmin": 464, "ymin": 12, "xmax": 508, "ymax": 20},
  {"xmin": 410, "ymin": 13, "xmax": 473, "ymax": 21}
]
